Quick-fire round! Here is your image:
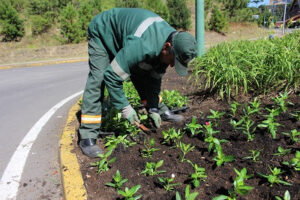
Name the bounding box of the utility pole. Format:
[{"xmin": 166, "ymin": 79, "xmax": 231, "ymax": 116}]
[
  {"xmin": 196, "ymin": 0, "xmax": 205, "ymax": 56},
  {"xmin": 282, "ymin": 0, "xmax": 288, "ymax": 34}
]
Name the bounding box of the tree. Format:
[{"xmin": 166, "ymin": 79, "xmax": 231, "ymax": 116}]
[
  {"xmin": 0, "ymin": 0, "xmax": 24, "ymax": 41},
  {"xmin": 221, "ymin": 0, "xmax": 249, "ymax": 18},
  {"xmin": 208, "ymin": 6, "xmax": 227, "ymax": 33},
  {"xmin": 167, "ymin": 0, "xmax": 191, "ymax": 30},
  {"xmin": 145, "ymin": 0, "xmax": 170, "ymax": 21},
  {"xmin": 60, "ymin": 3, "xmax": 82, "ymax": 43},
  {"xmin": 115, "ymin": 0, "xmax": 144, "ymax": 8}
]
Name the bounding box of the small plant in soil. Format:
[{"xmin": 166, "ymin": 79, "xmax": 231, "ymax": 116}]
[
  {"xmin": 258, "ymin": 108, "xmax": 281, "ymax": 139},
  {"xmin": 275, "ymin": 190, "xmax": 291, "ymax": 200},
  {"xmin": 175, "ymin": 185, "xmax": 199, "ymax": 200},
  {"xmin": 184, "ymin": 116, "xmax": 202, "ymax": 136},
  {"xmin": 90, "ymin": 149, "xmax": 116, "ymax": 174},
  {"xmin": 213, "ymin": 168, "xmax": 253, "ymax": 200},
  {"xmin": 242, "ymin": 97, "xmax": 261, "ymax": 116},
  {"xmin": 257, "ymin": 166, "xmax": 292, "ymax": 187},
  {"xmin": 230, "ymin": 101, "xmax": 240, "ymax": 117},
  {"xmin": 187, "ymin": 160, "xmax": 207, "ymax": 188},
  {"xmin": 104, "ymin": 135, "xmax": 136, "ymax": 150},
  {"xmin": 141, "ymin": 138, "xmax": 159, "ymax": 158},
  {"xmin": 273, "ymin": 146, "xmax": 292, "ymax": 156},
  {"xmin": 238, "ymin": 117, "xmax": 256, "ymax": 141},
  {"xmin": 161, "ymin": 128, "xmax": 184, "ymax": 147},
  {"xmin": 207, "ymin": 109, "xmax": 226, "ymax": 126},
  {"xmin": 282, "ymin": 151, "xmax": 300, "ymax": 171},
  {"xmin": 105, "ymin": 170, "xmax": 128, "ymax": 190},
  {"xmin": 158, "ymin": 174, "xmax": 180, "ymax": 191},
  {"xmin": 161, "ymin": 89, "xmax": 188, "ymax": 109},
  {"xmin": 272, "ymin": 92, "xmax": 292, "ymax": 113},
  {"xmin": 243, "ymin": 149, "xmax": 261, "ymax": 162},
  {"xmin": 213, "ymin": 145, "xmax": 235, "ymax": 167},
  {"xmin": 178, "ymin": 142, "xmax": 195, "ymax": 162},
  {"xmin": 290, "ymin": 110, "xmax": 300, "ymax": 121},
  {"xmin": 141, "ymin": 160, "xmax": 166, "ymax": 176},
  {"xmin": 281, "ymin": 129, "xmax": 300, "ymax": 144},
  {"xmin": 203, "ymin": 122, "xmax": 227, "ymax": 153},
  {"xmin": 117, "ymin": 184, "xmax": 142, "ymax": 200}
]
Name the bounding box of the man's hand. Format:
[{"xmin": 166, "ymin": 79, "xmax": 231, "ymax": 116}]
[
  {"xmin": 122, "ymin": 105, "xmax": 140, "ymax": 124},
  {"xmin": 148, "ymin": 108, "xmax": 161, "ymax": 128}
]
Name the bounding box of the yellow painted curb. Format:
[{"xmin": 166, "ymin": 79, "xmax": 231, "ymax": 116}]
[
  {"xmin": 60, "ymin": 102, "xmax": 87, "ymax": 200},
  {"xmin": 0, "ymin": 58, "xmax": 88, "ymax": 70}
]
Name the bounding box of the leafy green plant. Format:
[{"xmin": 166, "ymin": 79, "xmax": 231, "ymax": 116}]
[
  {"xmin": 290, "ymin": 111, "xmax": 300, "ymax": 121},
  {"xmin": 257, "ymin": 166, "xmax": 292, "ymax": 187},
  {"xmin": 243, "ymin": 97, "xmax": 261, "ymax": 116},
  {"xmin": 104, "ymin": 135, "xmax": 136, "ymax": 151},
  {"xmin": 203, "ymin": 123, "xmax": 227, "ymax": 153},
  {"xmin": 167, "ymin": 0, "xmax": 191, "ymax": 30},
  {"xmin": 161, "ymin": 90, "xmax": 188, "ymax": 109},
  {"xmin": 105, "ymin": 170, "xmax": 128, "ymax": 190},
  {"xmin": 281, "ymin": 129, "xmax": 300, "ymax": 144},
  {"xmin": 213, "ymin": 168, "xmax": 253, "ymax": 200},
  {"xmin": 273, "ymin": 146, "xmax": 291, "ymax": 156},
  {"xmin": 118, "ymin": 184, "xmax": 142, "ymax": 200},
  {"xmin": 184, "ymin": 116, "xmax": 203, "ymax": 136},
  {"xmin": 158, "ymin": 174, "xmax": 180, "ymax": 191},
  {"xmin": 213, "ymin": 145, "xmax": 235, "ymax": 167},
  {"xmin": 258, "ymin": 108, "xmax": 281, "ymax": 139},
  {"xmin": 175, "ymin": 185, "xmax": 199, "ymax": 200},
  {"xmin": 243, "ymin": 149, "xmax": 261, "ymax": 162},
  {"xmin": 90, "ymin": 149, "xmax": 116, "ymax": 174},
  {"xmin": 141, "ymin": 138, "xmax": 159, "ymax": 158},
  {"xmin": 230, "ymin": 101, "xmax": 240, "ymax": 117},
  {"xmin": 178, "ymin": 142, "xmax": 195, "ymax": 162},
  {"xmin": 141, "ymin": 160, "xmax": 166, "ymax": 176},
  {"xmin": 272, "ymin": 92, "xmax": 292, "ymax": 113},
  {"xmin": 187, "ymin": 160, "xmax": 207, "ymax": 188},
  {"xmin": 161, "ymin": 128, "xmax": 184, "ymax": 147},
  {"xmin": 207, "ymin": 109, "xmax": 225, "ymax": 126},
  {"xmin": 238, "ymin": 117, "xmax": 256, "ymax": 141},
  {"xmin": 275, "ymin": 190, "xmax": 291, "ymax": 200},
  {"xmin": 282, "ymin": 151, "xmax": 300, "ymax": 171}
]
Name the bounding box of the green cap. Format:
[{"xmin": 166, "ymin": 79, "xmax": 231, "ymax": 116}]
[{"xmin": 172, "ymin": 32, "xmax": 197, "ymax": 76}]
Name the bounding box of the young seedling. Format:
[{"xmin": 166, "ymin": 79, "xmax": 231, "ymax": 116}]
[
  {"xmin": 184, "ymin": 116, "xmax": 203, "ymax": 136},
  {"xmin": 161, "ymin": 128, "xmax": 184, "ymax": 147},
  {"xmin": 275, "ymin": 190, "xmax": 291, "ymax": 200},
  {"xmin": 258, "ymin": 108, "xmax": 281, "ymax": 139},
  {"xmin": 230, "ymin": 118, "xmax": 243, "ymax": 131},
  {"xmin": 105, "ymin": 170, "xmax": 128, "ymax": 190},
  {"xmin": 273, "ymin": 146, "xmax": 291, "ymax": 156},
  {"xmin": 230, "ymin": 101, "xmax": 240, "ymax": 117},
  {"xmin": 161, "ymin": 89, "xmax": 188, "ymax": 109},
  {"xmin": 105, "ymin": 135, "xmax": 136, "ymax": 150},
  {"xmin": 141, "ymin": 138, "xmax": 159, "ymax": 158},
  {"xmin": 207, "ymin": 109, "xmax": 225, "ymax": 126},
  {"xmin": 238, "ymin": 117, "xmax": 256, "ymax": 141},
  {"xmin": 141, "ymin": 160, "xmax": 166, "ymax": 176},
  {"xmin": 158, "ymin": 174, "xmax": 180, "ymax": 191},
  {"xmin": 272, "ymin": 92, "xmax": 292, "ymax": 113},
  {"xmin": 212, "ymin": 168, "xmax": 253, "ymax": 200},
  {"xmin": 203, "ymin": 122, "xmax": 227, "ymax": 153},
  {"xmin": 257, "ymin": 166, "xmax": 292, "ymax": 187},
  {"xmin": 243, "ymin": 97, "xmax": 261, "ymax": 116},
  {"xmin": 282, "ymin": 151, "xmax": 300, "ymax": 171},
  {"xmin": 179, "ymin": 142, "xmax": 195, "ymax": 162},
  {"xmin": 281, "ymin": 129, "xmax": 300, "ymax": 144},
  {"xmin": 187, "ymin": 160, "xmax": 207, "ymax": 188},
  {"xmin": 213, "ymin": 145, "xmax": 235, "ymax": 167},
  {"xmin": 118, "ymin": 184, "xmax": 142, "ymax": 200},
  {"xmin": 243, "ymin": 149, "xmax": 261, "ymax": 162},
  {"xmin": 90, "ymin": 149, "xmax": 116, "ymax": 174},
  {"xmin": 290, "ymin": 110, "xmax": 300, "ymax": 121},
  {"xmin": 175, "ymin": 185, "xmax": 199, "ymax": 200}
]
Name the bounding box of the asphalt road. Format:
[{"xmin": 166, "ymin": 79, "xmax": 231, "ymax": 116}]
[{"xmin": 0, "ymin": 62, "xmax": 88, "ymax": 200}]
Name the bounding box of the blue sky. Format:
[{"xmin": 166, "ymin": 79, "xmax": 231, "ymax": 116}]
[{"xmin": 248, "ymin": 0, "xmax": 270, "ymax": 7}]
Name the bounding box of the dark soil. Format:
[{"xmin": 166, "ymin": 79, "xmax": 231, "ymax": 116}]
[{"xmin": 74, "ymin": 67, "xmax": 300, "ymax": 200}]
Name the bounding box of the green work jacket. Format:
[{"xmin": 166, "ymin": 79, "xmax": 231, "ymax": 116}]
[{"xmin": 88, "ymin": 8, "xmax": 175, "ymax": 110}]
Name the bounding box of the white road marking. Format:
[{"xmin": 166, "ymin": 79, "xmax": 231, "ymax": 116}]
[{"xmin": 0, "ymin": 91, "xmax": 83, "ymax": 200}]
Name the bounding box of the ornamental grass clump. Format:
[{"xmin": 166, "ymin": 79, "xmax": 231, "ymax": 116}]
[{"xmin": 190, "ymin": 31, "xmax": 300, "ymax": 100}]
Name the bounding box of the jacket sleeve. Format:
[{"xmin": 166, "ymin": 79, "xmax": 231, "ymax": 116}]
[{"xmin": 104, "ymin": 38, "xmax": 156, "ymax": 110}]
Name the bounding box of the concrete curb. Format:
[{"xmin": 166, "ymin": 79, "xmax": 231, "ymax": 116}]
[
  {"xmin": 60, "ymin": 102, "xmax": 87, "ymax": 200},
  {"xmin": 0, "ymin": 57, "xmax": 88, "ymax": 70}
]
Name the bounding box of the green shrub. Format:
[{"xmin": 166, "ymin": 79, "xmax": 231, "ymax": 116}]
[
  {"xmin": 0, "ymin": 0, "xmax": 24, "ymax": 41},
  {"xmin": 115, "ymin": 0, "xmax": 144, "ymax": 8},
  {"xmin": 145, "ymin": 0, "xmax": 170, "ymax": 21},
  {"xmin": 167, "ymin": 0, "xmax": 191, "ymax": 30},
  {"xmin": 60, "ymin": 3, "xmax": 82, "ymax": 43},
  {"xmin": 208, "ymin": 6, "xmax": 227, "ymax": 33},
  {"xmin": 78, "ymin": 0, "xmax": 96, "ymax": 38},
  {"xmin": 27, "ymin": 0, "xmax": 54, "ymax": 15},
  {"xmin": 31, "ymin": 15, "xmax": 51, "ymax": 35},
  {"xmin": 231, "ymin": 8, "xmax": 254, "ymax": 22}
]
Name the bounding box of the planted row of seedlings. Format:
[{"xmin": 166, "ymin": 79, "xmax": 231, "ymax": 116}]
[{"xmin": 83, "ymin": 87, "xmax": 299, "ymax": 200}]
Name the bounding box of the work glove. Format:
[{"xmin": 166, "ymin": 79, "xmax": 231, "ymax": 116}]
[
  {"xmin": 148, "ymin": 108, "xmax": 162, "ymax": 128},
  {"xmin": 122, "ymin": 105, "xmax": 140, "ymax": 124}
]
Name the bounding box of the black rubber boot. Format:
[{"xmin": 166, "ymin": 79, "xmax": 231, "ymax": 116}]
[
  {"xmin": 79, "ymin": 138, "xmax": 103, "ymax": 158},
  {"xmin": 161, "ymin": 110, "xmax": 184, "ymax": 123}
]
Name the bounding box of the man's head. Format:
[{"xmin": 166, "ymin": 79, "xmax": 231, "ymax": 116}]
[{"xmin": 160, "ymin": 32, "xmax": 197, "ymax": 76}]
